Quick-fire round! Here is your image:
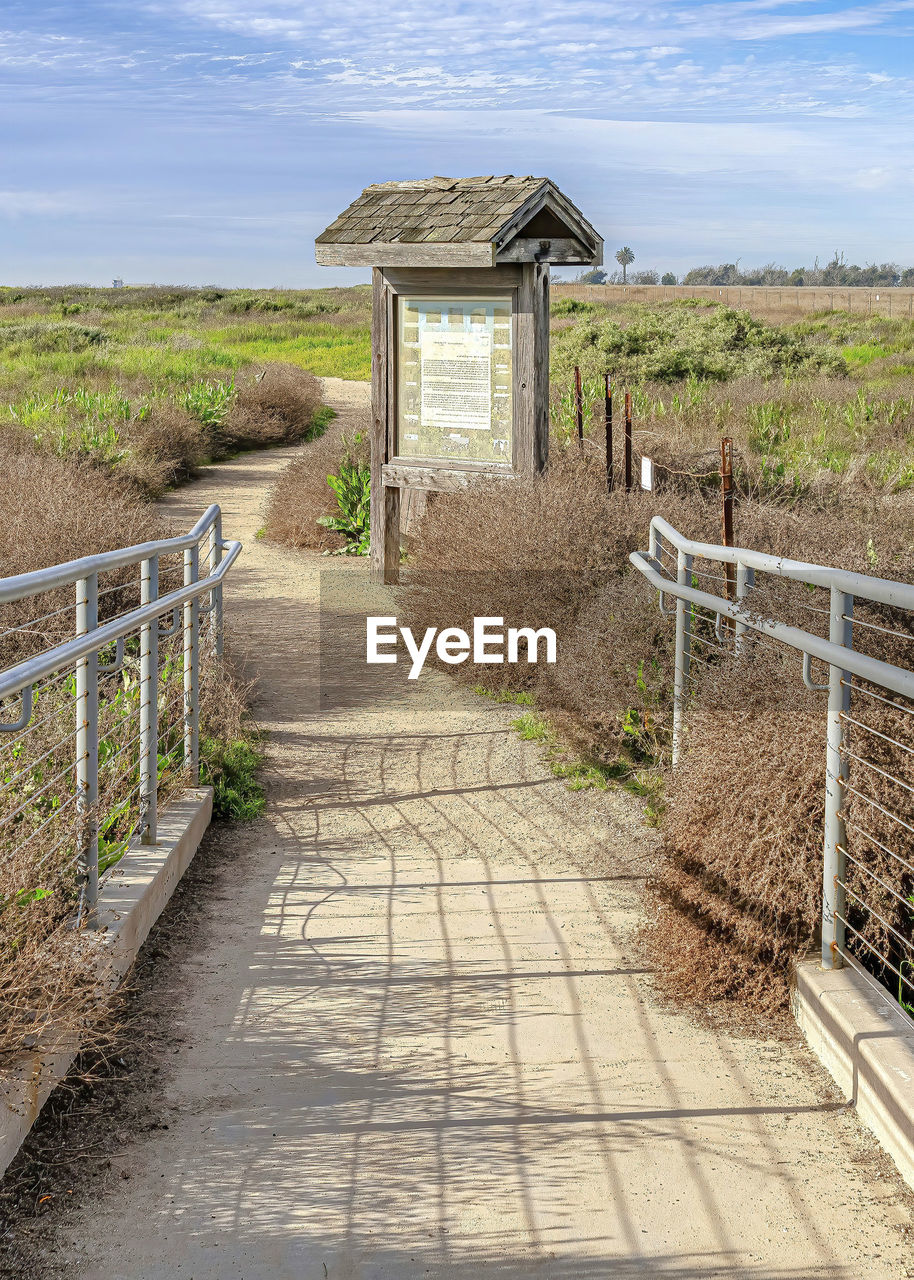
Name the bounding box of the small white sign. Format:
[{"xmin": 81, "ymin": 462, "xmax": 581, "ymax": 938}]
[{"xmin": 641, "ymin": 456, "xmax": 654, "ymax": 491}]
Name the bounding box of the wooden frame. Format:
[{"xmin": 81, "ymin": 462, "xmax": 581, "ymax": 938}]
[{"xmin": 370, "ymin": 262, "xmax": 550, "ymax": 583}]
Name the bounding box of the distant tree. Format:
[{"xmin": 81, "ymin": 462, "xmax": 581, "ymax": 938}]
[
  {"xmin": 630, "ymin": 269, "xmax": 659, "ymax": 285},
  {"xmin": 575, "ymin": 268, "xmax": 607, "ymax": 284},
  {"xmin": 682, "ymin": 263, "xmax": 740, "ymax": 286},
  {"xmin": 661, "ymin": 271, "xmax": 677, "ymax": 285},
  {"xmin": 615, "ymin": 246, "xmax": 635, "ymax": 284},
  {"xmin": 672, "ymin": 253, "xmax": 914, "ymax": 289}
]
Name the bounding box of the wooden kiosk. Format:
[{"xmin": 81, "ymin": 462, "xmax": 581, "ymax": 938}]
[{"xmin": 316, "ymin": 175, "xmax": 603, "ymax": 582}]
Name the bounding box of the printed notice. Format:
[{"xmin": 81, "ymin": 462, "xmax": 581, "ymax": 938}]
[
  {"xmin": 397, "ymin": 296, "xmax": 512, "ymax": 464},
  {"xmin": 420, "ymin": 330, "xmax": 492, "ymax": 432}
]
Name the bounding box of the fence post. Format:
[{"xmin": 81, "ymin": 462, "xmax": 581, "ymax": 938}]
[
  {"xmin": 183, "ymin": 545, "xmax": 200, "ymax": 784},
  {"xmin": 735, "ymin": 561, "xmax": 755, "ymax": 654},
  {"xmin": 574, "ymin": 365, "xmax": 584, "ymax": 448},
  {"xmin": 75, "ymin": 574, "xmax": 99, "ymax": 921},
  {"xmin": 140, "ymin": 555, "xmax": 159, "ymax": 845},
  {"xmin": 671, "ymin": 550, "xmax": 693, "ymax": 765},
  {"xmin": 604, "ymin": 374, "xmax": 614, "ymax": 493},
  {"xmin": 822, "ymin": 588, "xmax": 853, "ymax": 969},
  {"xmin": 720, "ymin": 437, "xmax": 736, "ymax": 601},
  {"xmin": 624, "ymin": 392, "xmax": 633, "ymax": 492},
  {"xmin": 209, "ymin": 512, "xmax": 224, "ymax": 657}
]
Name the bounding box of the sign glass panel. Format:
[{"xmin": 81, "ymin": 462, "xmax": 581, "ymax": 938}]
[{"xmin": 397, "ymin": 296, "xmax": 513, "ymax": 464}]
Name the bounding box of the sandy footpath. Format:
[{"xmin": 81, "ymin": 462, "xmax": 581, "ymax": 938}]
[{"xmin": 47, "ymin": 378, "xmax": 914, "ymax": 1278}]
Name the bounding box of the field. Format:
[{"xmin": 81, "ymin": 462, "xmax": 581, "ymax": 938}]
[
  {"xmin": 5, "ymin": 283, "xmax": 914, "ymax": 504},
  {"xmin": 550, "ymin": 297, "xmax": 914, "ymax": 496},
  {"xmin": 0, "ymin": 284, "xmax": 371, "ymax": 495}
]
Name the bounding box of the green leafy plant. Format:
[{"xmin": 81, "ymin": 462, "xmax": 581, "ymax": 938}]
[
  {"xmin": 181, "ymin": 377, "xmax": 236, "ymax": 428},
  {"xmin": 318, "ymin": 438, "xmax": 370, "ymax": 555},
  {"xmin": 200, "ymin": 736, "xmax": 265, "ymax": 821}
]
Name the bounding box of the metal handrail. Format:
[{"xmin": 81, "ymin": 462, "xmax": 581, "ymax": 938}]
[
  {"xmin": 630, "ymin": 554, "xmax": 914, "ymax": 702},
  {"xmin": 0, "ymin": 545, "xmax": 240, "ymax": 701},
  {"xmin": 0, "ymin": 506, "xmax": 240, "ymax": 925},
  {"xmin": 631, "ymin": 516, "xmax": 914, "ymax": 1010},
  {"xmin": 0, "ymin": 503, "xmax": 224, "ymax": 604},
  {"xmin": 647, "ymin": 515, "xmax": 914, "ymax": 610}
]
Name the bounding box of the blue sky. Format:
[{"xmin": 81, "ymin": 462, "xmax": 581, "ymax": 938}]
[{"xmin": 2, "ymin": 1, "xmax": 913, "ymax": 286}]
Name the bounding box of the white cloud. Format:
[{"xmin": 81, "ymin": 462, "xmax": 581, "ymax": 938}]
[
  {"xmin": 337, "ymin": 107, "xmax": 914, "ymax": 196},
  {"xmin": 0, "ymin": 189, "xmax": 89, "ymax": 217}
]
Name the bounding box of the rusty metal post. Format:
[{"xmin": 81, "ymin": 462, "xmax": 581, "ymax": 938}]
[
  {"xmin": 624, "ymin": 392, "xmax": 633, "ymax": 492},
  {"xmin": 720, "ymin": 437, "xmax": 736, "ymax": 602},
  {"xmin": 574, "ymin": 365, "xmax": 584, "ymax": 448},
  {"xmin": 604, "ymin": 374, "xmax": 613, "ymax": 493}
]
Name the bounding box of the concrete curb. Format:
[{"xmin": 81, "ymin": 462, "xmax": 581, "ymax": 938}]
[
  {"xmin": 792, "ymin": 958, "xmax": 914, "ymax": 1193},
  {"xmin": 0, "ymin": 787, "xmax": 213, "ymax": 1180}
]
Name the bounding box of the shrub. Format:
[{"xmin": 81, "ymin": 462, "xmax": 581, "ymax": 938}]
[
  {"xmin": 218, "ymin": 364, "xmax": 323, "ymax": 453},
  {"xmin": 551, "ymin": 300, "xmax": 847, "ymax": 386},
  {"xmin": 0, "ymin": 321, "xmax": 108, "ymax": 354},
  {"xmin": 265, "ymin": 416, "xmax": 370, "ymax": 552},
  {"xmin": 398, "ymin": 450, "xmax": 714, "ymax": 761},
  {"xmin": 122, "ymin": 401, "xmax": 207, "ymax": 495},
  {"xmin": 318, "ymin": 453, "xmax": 371, "ymax": 555}
]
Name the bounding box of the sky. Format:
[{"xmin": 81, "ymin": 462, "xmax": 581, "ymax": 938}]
[{"xmin": 1, "ymin": 1, "xmax": 913, "ymax": 287}]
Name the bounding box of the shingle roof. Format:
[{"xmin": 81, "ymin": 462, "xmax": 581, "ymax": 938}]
[
  {"xmin": 316, "ymin": 175, "xmax": 546, "ymax": 247},
  {"xmin": 315, "ymin": 175, "xmax": 602, "ymax": 268}
]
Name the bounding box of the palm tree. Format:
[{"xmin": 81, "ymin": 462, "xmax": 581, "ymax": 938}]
[{"xmin": 615, "ymin": 246, "xmax": 635, "ymax": 284}]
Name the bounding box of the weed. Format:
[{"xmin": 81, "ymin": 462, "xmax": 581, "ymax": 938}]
[
  {"xmin": 511, "ymin": 711, "xmax": 552, "ymax": 742},
  {"xmin": 182, "ymin": 377, "xmax": 235, "ymax": 429},
  {"xmin": 200, "ymin": 736, "xmax": 266, "ymax": 821},
  {"xmin": 317, "ymin": 439, "xmax": 371, "ymax": 555}
]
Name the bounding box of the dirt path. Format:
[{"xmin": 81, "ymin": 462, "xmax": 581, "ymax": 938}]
[{"xmin": 49, "ymin": 378, "xmax": 912, "ymax": 1278}]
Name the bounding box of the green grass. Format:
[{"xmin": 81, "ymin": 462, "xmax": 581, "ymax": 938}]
[
  {"xmin": 473, "ymin": 685, "xmax": 534, "ymax": 705},
  {"xmin": 506, "ymin": 706, "xmax": 662, "ymax": 816},
  {"xmin": 8, "ymin": 285, "xmax": 914, "ymax": 500},
  {"xmin": 200, "ymin": 735, "xmax": 266, "ymax": 821},
  {"xmin": 213, "ymin": 323, "xmax": 371, "ymax": 381},
  {"xmin": 841, "ymin": 342, "xmax": 894, "ymax": 368},
  {"xmin": 0, "ymin": 288, "xmax": 372, "ymax": 416}
]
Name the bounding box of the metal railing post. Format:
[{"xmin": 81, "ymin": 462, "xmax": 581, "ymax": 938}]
[
  {"xmin": 183, "ymin": 545, "xmax": 200, "ymax": 783},
  {"xmin": 75, "ymin": 574, "xmax": 99, "ymax": 922},
  {"xmin": 210, "ymin": 513, "xmax": 224, "ymax": 657},
  {"xmin": 671, "ymin": 550, "xmax": 693, "ymax": 765},
  {"xmin": 822, "ymin": 588, "xmax": 853, "ymax": 969},
  {"xmin": 735, "ymin": 561, "xmax": 755, "ymax": 654},
  {"xmin": 140, "ymin": 555, "xmax": 159, "ymax": 844}
]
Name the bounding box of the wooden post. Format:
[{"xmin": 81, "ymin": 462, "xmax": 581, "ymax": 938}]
[
  {"xmin": 531, "ymin": 263, "xmax": 550, "ymax": 474},
  {"xmin": 370, "ymin": 268, "xmax": 389, "ymax": 583},
  {"xmin": 516, "ymin": 262, "xmax": 550, "ymax": 476},
  {"xmin": 383, "ymin": 485, "xmax": 401, "ymax": 585},
  {"xmin": 574, "ymin": 365, "xmax": 584, "ymax": 448},
  {"xmin": 720, "ymin": 436, "xmax": 735, "ymax": 602},
  {"xmin": 604, "ymin": 373, "xmax": 613, "ymax": 493},
  {"xmin": 624, "ymin": 392, "xmax": 633, "ymax": 492}
]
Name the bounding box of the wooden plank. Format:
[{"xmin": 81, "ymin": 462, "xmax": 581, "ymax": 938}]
[
  {"xmin": 399, "ymin": 488, "xmax": 429, "ymax": 536},
  {"xmin": 496, "ymin": 236, "xmax": 592, "ymax": 264},
  {"xmin": 382, "ymin": 265, "xmax": 522, "ymax": 293},
  {"xmin": 513, "ymin": 263, "xmax": 535, "ymax": 476},
  {"xmin": 532, "ymin": 262, "xmax": 550, "ymax": 473},
  {"xmin": 382, "ymin": 464, "xmax": 512, "ymax": 493},
  {"xmin": 315, "ymin": 241, "xmax": 495, "ymax": 268},
  {"xmin": 383, "ymin": 485, "xmax": 401, "ymax": 585},
  {"xmin": 494, "ymin": 186, "xmax": 602, "ymax": 266},
  {"xmin": 369, "ymin": 268, "xmax": 388, "ymax": 583}
]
